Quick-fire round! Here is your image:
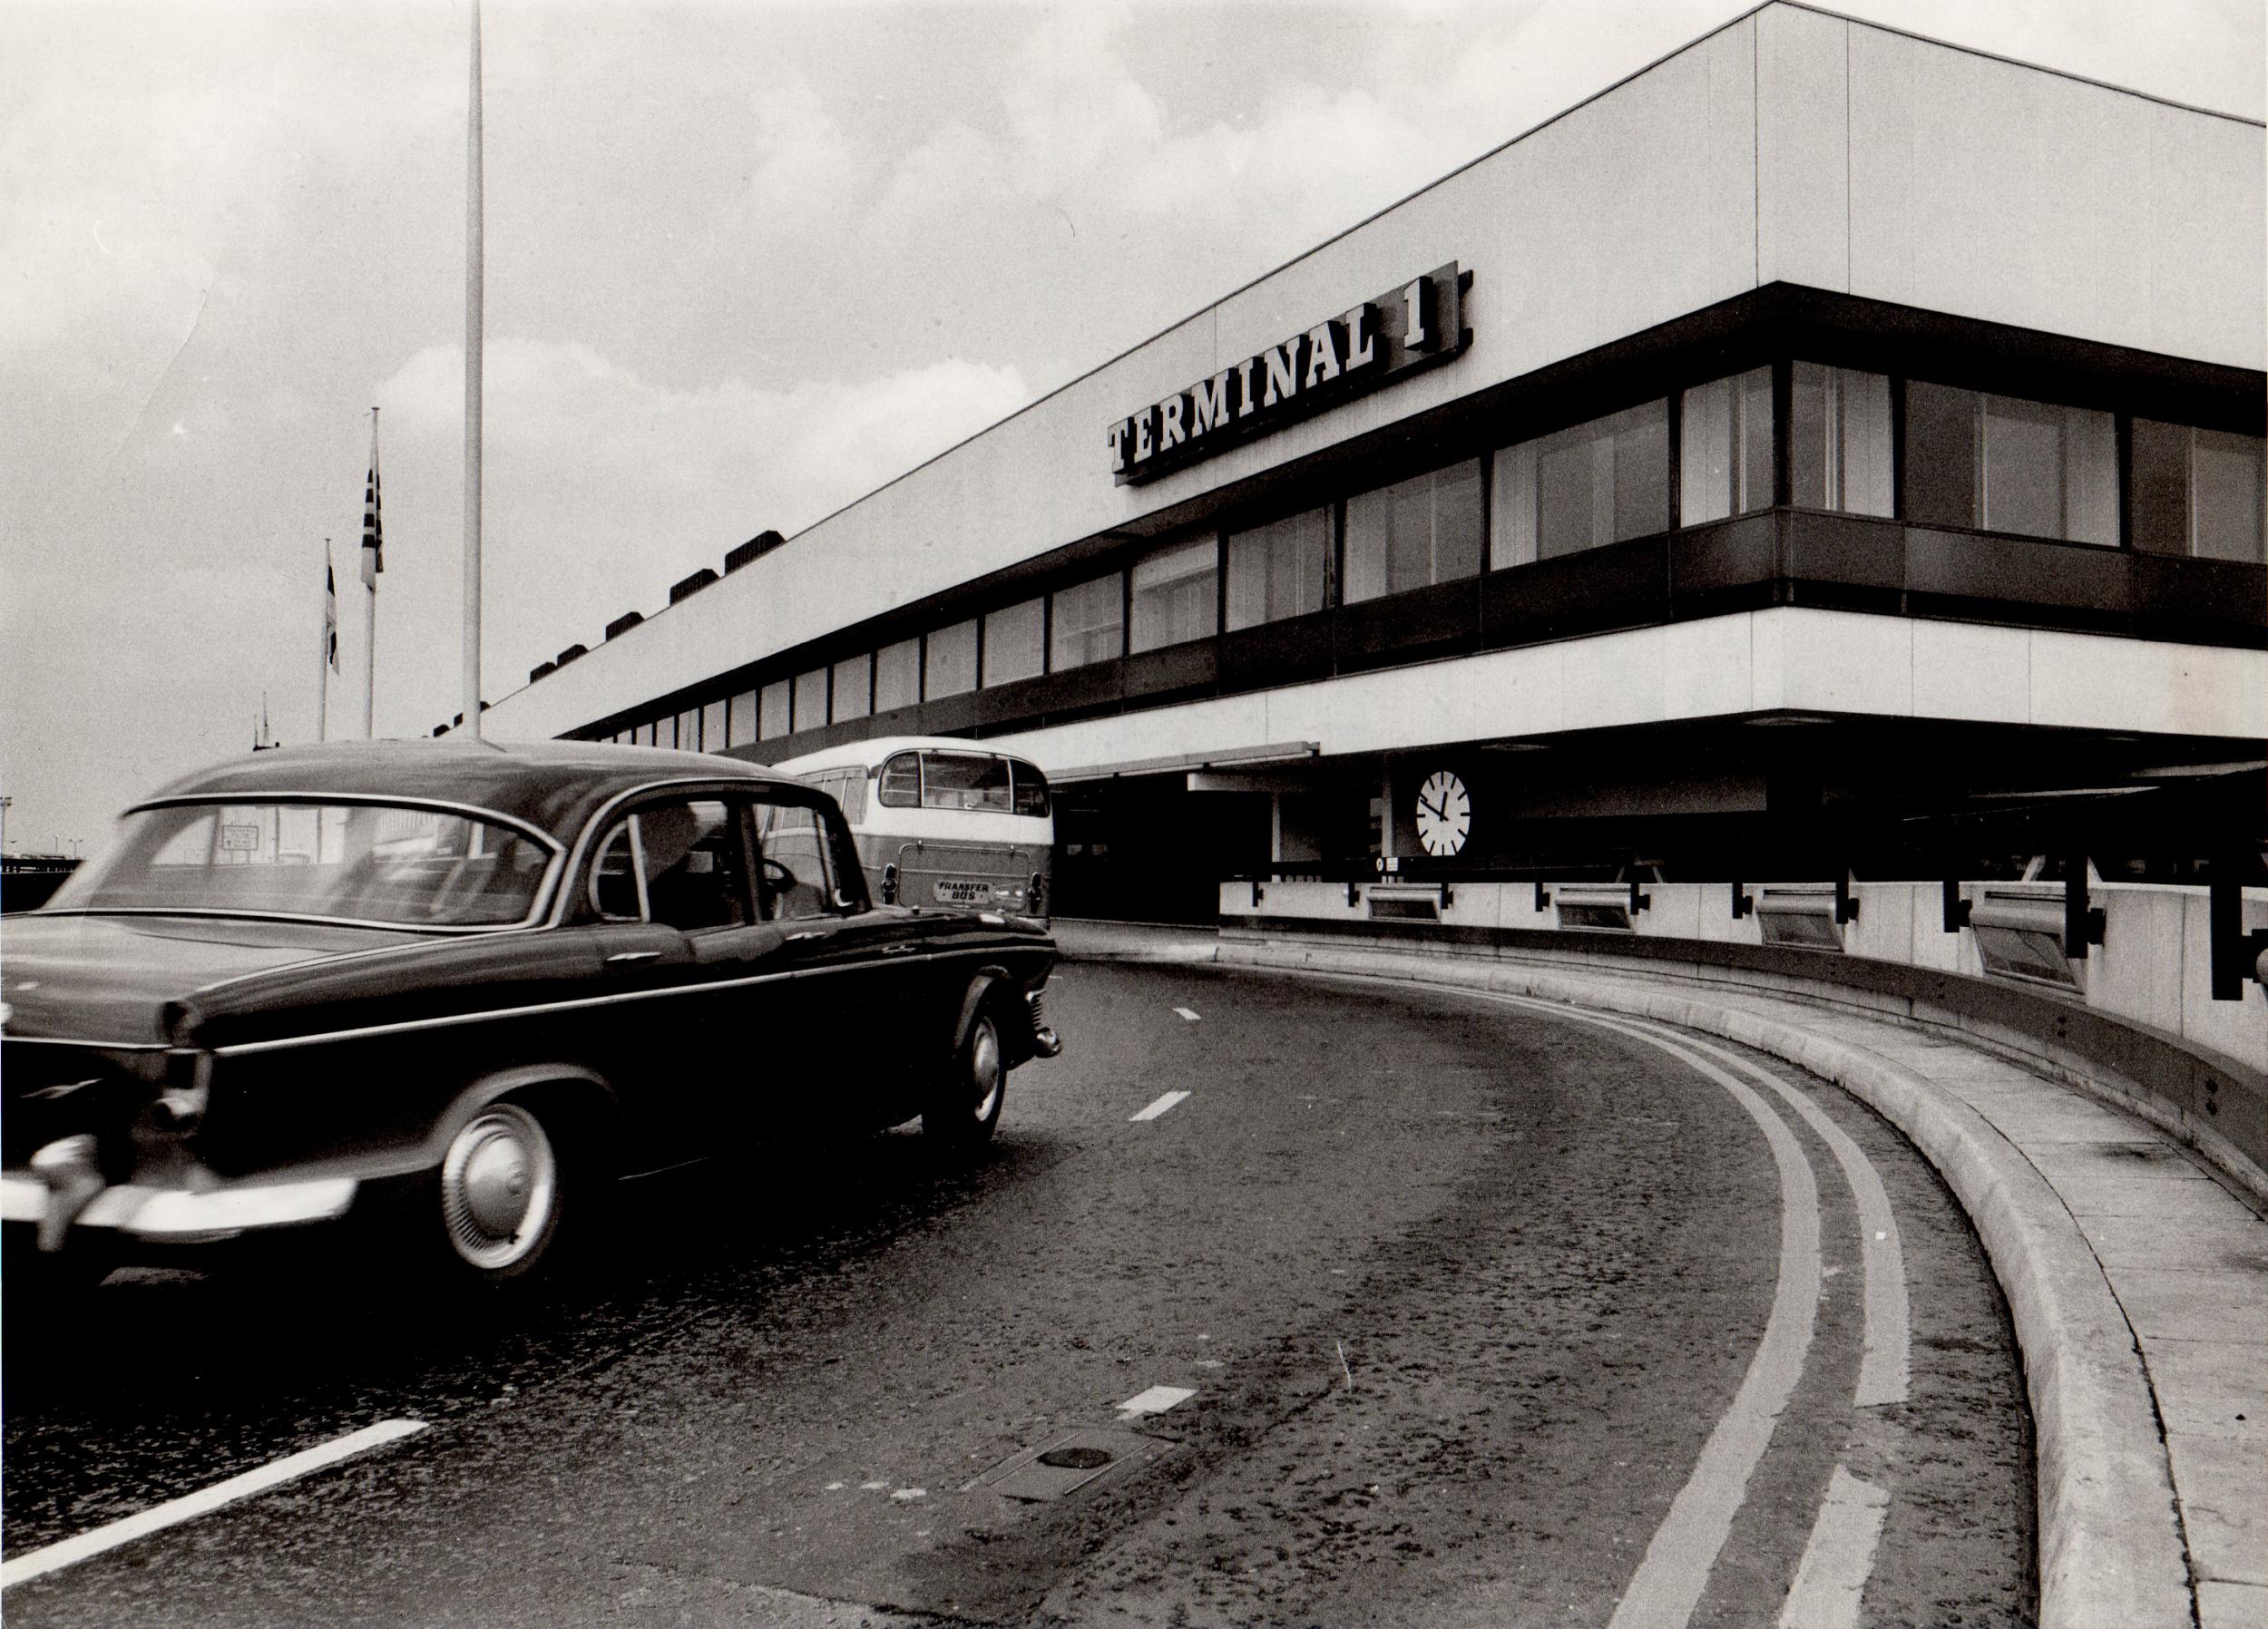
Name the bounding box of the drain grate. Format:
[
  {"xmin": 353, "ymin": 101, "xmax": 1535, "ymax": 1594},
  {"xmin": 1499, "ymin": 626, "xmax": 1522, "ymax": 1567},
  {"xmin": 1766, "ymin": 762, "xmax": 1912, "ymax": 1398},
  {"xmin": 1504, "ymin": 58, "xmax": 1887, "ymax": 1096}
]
[{"xmin": 967, "ymin": 1427, "xmax": 1173, "ymax": 1503}]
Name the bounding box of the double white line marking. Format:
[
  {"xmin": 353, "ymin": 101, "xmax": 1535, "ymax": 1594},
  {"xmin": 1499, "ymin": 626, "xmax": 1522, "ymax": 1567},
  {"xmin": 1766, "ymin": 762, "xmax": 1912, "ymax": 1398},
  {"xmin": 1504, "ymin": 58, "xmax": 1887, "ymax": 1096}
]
[{"xmin": 1465, "ymin": 992, "xmax": 1908, "ymax": 1629}]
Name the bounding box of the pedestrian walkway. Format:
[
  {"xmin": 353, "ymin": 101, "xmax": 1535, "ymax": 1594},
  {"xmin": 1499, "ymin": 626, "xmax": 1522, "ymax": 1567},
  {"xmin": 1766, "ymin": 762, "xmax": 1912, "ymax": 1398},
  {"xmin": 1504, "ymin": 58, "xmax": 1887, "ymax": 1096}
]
[{"xmin": 1051, "ymin": 919, "xmax": 2268, "ymax": 1629}]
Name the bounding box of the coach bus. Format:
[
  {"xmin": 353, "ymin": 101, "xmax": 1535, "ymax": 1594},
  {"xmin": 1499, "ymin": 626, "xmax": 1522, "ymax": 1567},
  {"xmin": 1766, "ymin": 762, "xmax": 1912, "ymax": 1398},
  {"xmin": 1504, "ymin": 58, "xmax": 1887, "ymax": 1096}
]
[{"xmin": 774, "ymin": 736, "xmax": 1053, "ymax": 925}]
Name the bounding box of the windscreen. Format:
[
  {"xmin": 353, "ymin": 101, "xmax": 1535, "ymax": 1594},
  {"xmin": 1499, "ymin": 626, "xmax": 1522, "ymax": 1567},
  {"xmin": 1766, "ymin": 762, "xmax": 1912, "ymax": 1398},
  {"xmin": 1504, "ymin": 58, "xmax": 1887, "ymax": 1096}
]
[
  {"xmin": 919, "ymin": 752, "xmax": 1012, "ymax": 812},
  {"xmin": 44, "ymin": 802, "xmax": 552, "ymax": 927}
]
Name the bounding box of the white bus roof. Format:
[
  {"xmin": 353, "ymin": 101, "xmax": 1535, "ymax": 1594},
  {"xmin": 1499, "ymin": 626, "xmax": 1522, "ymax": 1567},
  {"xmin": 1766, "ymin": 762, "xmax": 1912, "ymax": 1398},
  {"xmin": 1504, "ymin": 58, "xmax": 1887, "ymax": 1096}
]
[{"xmin": 772, "ymin": 736, "xmax": 1051, "ymax": 777}]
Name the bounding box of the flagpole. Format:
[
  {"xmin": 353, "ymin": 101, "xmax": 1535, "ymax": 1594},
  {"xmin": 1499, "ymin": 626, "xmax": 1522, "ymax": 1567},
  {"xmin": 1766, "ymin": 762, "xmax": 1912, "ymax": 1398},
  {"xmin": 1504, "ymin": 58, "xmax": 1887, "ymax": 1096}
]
[
  {"xmin": 318, "ymin": 538, "xmax": 331, "ymax": 743},
  {"xmin": 363, "ymin": 407, "xmax": 381, "ymax": 738},
  {"xmin": 463, "ymin": 0, "xmax": 484, "ymax": 740}
]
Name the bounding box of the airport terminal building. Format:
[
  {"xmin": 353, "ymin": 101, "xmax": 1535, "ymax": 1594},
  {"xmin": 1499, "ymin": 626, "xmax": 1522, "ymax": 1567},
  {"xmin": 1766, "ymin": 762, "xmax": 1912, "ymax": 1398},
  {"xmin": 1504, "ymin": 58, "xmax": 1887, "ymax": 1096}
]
[{"xmin": 475, "ymin": 3, "xmax": 2266, "ymax": 925}]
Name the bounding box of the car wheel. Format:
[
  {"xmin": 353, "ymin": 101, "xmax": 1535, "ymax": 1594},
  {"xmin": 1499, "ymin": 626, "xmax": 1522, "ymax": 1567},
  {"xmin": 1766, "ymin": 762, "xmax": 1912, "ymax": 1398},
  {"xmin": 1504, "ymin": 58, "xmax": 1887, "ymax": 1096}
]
[
  {"xmin": 435, "ymin": 1101, "xmax": 563, "ymax": 1283},
  {"xmin": 924, "ymin": 1007, "xmax": 1007, "ymax": 1153}
]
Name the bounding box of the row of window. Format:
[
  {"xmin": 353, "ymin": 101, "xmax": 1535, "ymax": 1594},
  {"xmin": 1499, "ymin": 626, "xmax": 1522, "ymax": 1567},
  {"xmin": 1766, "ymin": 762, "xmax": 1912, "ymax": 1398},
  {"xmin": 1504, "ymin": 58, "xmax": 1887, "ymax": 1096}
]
[{"xmin": 605, "ymin": 361, "xmax": 2263, "ymax": 750}]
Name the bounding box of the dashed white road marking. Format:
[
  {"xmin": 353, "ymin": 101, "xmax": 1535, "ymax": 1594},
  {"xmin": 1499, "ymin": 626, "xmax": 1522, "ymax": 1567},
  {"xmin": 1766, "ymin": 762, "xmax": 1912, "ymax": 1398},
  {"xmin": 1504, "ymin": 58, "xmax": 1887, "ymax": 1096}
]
[
  {"xmin": 1115, "ymin": 1385, "xmax": 1196, "ymax": 1419},
  {"xmin": 1173, "ymin": 1006, "xmax": 1201, "ymax": 1022},
  {"xmin": 1776, "ymin": 1466, "xmax": 1892, "ymax": 1629},
  {"xmin": 0, "ymin": 1419, "xmax": 428, "ymax": 1589},
  {"xmin": 1129, "ymin": 1089, "xmax": 1191, "ymax": 1122}
]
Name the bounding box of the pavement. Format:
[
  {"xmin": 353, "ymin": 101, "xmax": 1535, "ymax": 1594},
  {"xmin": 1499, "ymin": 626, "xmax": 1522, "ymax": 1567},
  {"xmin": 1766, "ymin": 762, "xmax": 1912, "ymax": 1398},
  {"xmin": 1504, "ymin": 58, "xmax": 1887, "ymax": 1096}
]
[{"xmin": 1051, "ymin": 918, "xmax": 2268, "ymax": 1629}]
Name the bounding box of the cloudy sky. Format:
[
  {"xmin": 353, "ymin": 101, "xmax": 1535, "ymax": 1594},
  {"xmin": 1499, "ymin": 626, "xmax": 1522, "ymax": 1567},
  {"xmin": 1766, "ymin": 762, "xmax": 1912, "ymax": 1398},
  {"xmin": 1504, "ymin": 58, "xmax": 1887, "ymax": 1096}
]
[{"xmin": 3, "ymin": 0, "xmax": 2260, "ymax": 854}]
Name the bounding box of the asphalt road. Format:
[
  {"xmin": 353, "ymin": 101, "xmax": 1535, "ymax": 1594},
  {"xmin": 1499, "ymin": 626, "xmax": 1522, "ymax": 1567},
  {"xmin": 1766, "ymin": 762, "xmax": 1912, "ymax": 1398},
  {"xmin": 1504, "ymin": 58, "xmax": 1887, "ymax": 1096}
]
[{"xmin": 1, "ymin": 961, "xmax": 2033, "ymax": 1626}]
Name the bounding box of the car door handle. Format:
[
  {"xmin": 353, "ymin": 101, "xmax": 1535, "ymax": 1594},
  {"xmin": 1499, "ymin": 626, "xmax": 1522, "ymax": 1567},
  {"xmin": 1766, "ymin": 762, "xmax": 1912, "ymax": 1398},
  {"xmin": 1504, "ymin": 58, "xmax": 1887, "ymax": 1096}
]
[
  {"xmin": 604, "ymin": 950, "xmax": 661, "ymax": 965},
  {"xmin": 786, "ymin": 931, "xmax": 827, "ymax": 943}
]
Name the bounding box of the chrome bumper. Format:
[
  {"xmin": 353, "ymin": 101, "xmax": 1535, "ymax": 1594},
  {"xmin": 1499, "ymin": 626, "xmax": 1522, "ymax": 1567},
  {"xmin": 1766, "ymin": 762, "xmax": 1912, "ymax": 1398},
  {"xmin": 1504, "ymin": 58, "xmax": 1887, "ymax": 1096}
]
[{"xmin": 1, "ymin": 1162, "xmax": 357, "ymax": 1247}]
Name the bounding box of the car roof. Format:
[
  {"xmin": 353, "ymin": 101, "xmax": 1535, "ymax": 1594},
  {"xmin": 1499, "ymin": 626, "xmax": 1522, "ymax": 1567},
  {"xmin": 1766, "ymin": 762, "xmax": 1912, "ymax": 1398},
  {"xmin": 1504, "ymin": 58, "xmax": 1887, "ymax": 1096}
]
[{"xmin": 137, "ymin": 739, "xmax": 797, "ymax": 840}]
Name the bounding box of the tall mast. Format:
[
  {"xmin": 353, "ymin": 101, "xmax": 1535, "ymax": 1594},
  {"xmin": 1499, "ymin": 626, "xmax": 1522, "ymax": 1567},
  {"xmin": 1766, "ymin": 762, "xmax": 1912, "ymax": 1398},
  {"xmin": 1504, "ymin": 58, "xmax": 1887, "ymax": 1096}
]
[{"xmin": 463, "ymin": 0, "xmax": 485, "ymax": 739}]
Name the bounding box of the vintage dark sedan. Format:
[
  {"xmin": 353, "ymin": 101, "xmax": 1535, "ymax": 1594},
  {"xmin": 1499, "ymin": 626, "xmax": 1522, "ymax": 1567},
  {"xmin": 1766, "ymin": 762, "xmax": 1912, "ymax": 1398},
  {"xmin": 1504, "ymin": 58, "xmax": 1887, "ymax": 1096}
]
[{"xmin": 1, "ymin": 740, "xmax": 1060, "ymax": 1288}]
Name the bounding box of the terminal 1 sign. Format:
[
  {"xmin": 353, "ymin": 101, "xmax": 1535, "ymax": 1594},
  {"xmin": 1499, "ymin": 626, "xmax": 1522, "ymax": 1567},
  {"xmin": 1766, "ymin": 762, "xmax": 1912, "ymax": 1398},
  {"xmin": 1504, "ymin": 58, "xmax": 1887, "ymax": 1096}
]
[{"xmin": 1109, "ymin": 262, "xmax": 1469, "ymax": 486}]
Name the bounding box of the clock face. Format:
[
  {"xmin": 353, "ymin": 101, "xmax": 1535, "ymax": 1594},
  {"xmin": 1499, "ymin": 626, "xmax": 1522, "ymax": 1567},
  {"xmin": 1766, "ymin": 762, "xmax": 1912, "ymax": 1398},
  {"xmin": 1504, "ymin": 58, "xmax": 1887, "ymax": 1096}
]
[{"xmin": 1414, "ymin": 769, "xmax": 1471, "ymax": 857}]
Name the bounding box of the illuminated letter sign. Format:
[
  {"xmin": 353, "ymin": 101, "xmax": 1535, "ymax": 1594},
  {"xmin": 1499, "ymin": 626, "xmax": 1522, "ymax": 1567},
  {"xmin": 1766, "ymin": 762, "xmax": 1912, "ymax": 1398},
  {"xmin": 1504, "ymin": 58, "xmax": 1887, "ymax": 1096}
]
[{"xmin": 1110, "ymin": 263, "xmax": 1469, "ymax": 485}]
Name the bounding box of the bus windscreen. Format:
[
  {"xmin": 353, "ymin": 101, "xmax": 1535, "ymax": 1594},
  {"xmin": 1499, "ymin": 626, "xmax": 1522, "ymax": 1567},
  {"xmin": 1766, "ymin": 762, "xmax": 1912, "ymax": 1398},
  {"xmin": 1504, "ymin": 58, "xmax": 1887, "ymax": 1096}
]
[{"xmin": 920, "ymin": 752, "xmax": 1012, "ymax": 812}]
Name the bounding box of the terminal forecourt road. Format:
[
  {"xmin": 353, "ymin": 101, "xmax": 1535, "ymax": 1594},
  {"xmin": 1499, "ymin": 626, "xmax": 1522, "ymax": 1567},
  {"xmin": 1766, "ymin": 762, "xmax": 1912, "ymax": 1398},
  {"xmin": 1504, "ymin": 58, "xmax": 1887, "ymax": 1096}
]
[{"xmin": 1, "ymin": 961, "xmax": 2032, "ymax": 1627}]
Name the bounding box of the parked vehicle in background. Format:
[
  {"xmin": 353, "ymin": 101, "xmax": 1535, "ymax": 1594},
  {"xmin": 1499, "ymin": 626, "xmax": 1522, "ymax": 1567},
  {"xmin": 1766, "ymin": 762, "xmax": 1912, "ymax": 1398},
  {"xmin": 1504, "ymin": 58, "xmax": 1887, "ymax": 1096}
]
[
  {"xmin": 0, "ymin": 741, "xmax": 1060, "ymax": 1291},
  {"xmin": 777, "ymin": 736, "xmax": 1053, "ymax": 927}
]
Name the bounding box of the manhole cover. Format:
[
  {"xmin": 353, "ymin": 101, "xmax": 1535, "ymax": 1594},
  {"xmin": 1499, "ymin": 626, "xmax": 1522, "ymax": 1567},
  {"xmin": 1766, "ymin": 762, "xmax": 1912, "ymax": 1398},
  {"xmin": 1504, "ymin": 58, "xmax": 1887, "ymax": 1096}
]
[{"xmin": 967, "ymin": 1427, "xmax": 1173, "ymax": 1503}]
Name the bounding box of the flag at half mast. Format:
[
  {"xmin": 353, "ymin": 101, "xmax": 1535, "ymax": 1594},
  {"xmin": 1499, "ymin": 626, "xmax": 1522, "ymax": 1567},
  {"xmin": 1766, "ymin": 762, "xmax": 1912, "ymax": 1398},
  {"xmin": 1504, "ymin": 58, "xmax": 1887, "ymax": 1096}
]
[
  {"xmin": 359, "ymin": 412, "xmax": 384, "ymax": 588},
  {"xmin": 324, "ymin": 543, "xmax": 339, "ymax": 671}
]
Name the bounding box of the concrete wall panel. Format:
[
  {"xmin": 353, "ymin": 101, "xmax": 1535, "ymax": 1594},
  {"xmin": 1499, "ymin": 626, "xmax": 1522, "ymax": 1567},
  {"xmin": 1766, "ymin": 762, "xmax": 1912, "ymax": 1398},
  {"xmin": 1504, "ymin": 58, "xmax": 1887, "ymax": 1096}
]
[
  {"xmin": 1913, "ymin": 619, "xmax": 2031, "ymax": 725},
  {"xmin": 1755, "ymin": 5, "xmax": 1849, "ymax": 293},
  {"xmin": 2028, "ymin": 633, "xmax": 2268, "ymax": 738},
  {"xmin": 1846, "ymin": 26, "xmax": 2263, "ymax": 368},
  {"xmin": 1775, "ymin": 609, "xmax": 1913, "ymax": 716}
]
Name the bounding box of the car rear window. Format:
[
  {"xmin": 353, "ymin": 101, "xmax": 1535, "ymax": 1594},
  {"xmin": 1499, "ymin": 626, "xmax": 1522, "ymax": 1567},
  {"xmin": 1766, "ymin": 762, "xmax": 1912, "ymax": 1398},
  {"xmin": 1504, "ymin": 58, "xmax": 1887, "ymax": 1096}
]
[{"xmin": 47, "ymin": 802, "xmax": 553, "ymax": 928}]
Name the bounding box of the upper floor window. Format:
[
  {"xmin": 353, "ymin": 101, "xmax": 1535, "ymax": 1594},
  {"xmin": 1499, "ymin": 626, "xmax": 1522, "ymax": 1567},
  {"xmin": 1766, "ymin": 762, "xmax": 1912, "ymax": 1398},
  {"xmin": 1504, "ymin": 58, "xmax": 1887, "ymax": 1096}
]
[
  {"xmin": 700, "ymin": 698, "xmax": 726, "ymax": 752},
  {"xmin": 791, "ymin": 668, "xmax": 827, "ymax": 734},
  {"xmin": 1051, "ymin": 572, "xmax": 1123, "ymax": 670},
  {"xmin": 982, "ymin": 597, "xmax": 1045, "ymax": 686},
  {"xmin": 677, "ymin": 707, "xmax": 699, "ymax": 750},
  {"xmin": 1492, "ymin": 399, "xmax": 1668, "ymax": 566},
  {"xmin": 875, "ymin": 637, "xmax": 920, "ymax": 712},
  {"xmin": 1790, "ymin": 363, "xmax": 1892, "ymax": 516},
  {"xmin": 1130, "ymin": 538, "xmax": 1218, "ymax": 652},
  {"xmin": 2133, "ymin": 420, "xmax": 2266, "ymax": 563},
  {"xmin": 727, "ymin": 689, "xmax": 757, "ymax": 747},
  {"xmin": 1905, "ymin": 382, "xmax": 2116, "ymax": 545},
  {"xmin": 1343, "ymin": 460, "xmax": 1482, "ymax": 603},
  {"xmin": 831, "ymin": 655, "xmax": 872, "ymax": 721},
  {"xmin": 758, "ymin": 678, "xmax": 790, "ymax": 740},
  {"xmin": 1680, "ymin": 367, "xmax": 1773, "ymax": 524},
  {"xmin": 1226, "ymin": 507, "xmax": 1330, "ymax": 631},
  {"xmin": 924, "ymin": 619, "xmax": 978, "ymax": 699}
]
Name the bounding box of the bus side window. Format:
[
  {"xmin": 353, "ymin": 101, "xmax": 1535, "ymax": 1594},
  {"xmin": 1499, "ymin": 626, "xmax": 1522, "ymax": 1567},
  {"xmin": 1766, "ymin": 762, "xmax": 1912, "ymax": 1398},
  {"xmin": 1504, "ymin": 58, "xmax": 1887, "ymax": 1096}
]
[
  {"xmin": 879, "ymin": 753, "xmax": 921, "ymax": 808},
  {"xmin": 1010, "ymin": 760, "xmax": 1050, "ymax": 818},
  {"xmin": 833, "ymin": 769, "xmax": 868, "ymax": 824}
]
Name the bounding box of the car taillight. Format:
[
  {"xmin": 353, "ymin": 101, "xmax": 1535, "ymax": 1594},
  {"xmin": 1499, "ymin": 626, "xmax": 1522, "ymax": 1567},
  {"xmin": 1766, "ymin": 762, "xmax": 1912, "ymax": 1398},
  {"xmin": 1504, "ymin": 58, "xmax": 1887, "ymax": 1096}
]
[
  {"xmin": 1028, "ymin": 871, "xmax": 1044, "ymax": 914},
  {"xmin": 881, "ymin": 863, "xmax": 898, "ymax": 905}
]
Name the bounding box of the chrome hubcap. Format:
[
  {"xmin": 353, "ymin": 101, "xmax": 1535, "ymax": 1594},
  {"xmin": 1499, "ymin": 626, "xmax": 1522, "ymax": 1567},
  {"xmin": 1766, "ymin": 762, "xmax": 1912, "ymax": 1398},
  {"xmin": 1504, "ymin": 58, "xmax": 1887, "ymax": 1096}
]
[
  {"xmin": 440, "ymin": 1105, "xmax": 557, "ymax": 1272},
  {"xmin": 970, "ymin": 1019, "xmax": 1002, "ymax": 1122}
]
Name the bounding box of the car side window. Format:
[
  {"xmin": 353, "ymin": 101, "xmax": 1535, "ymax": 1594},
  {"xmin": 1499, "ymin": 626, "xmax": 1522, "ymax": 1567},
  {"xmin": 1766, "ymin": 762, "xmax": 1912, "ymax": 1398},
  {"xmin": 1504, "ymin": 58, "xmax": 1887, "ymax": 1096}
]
[
  {"xmin": 753, "ymin": 797, "xmax": 834, "ymax": 922},
  {"xmin": 588, "ymin": 799, "xmax": 750, "ymax": 930},
  {"xmin": 590, "ymin": 821, "xmax": 642, "ymax": 920},
  {"xmin": 640, "ymin": 799, "xmax": 748, "ymax": 931}
]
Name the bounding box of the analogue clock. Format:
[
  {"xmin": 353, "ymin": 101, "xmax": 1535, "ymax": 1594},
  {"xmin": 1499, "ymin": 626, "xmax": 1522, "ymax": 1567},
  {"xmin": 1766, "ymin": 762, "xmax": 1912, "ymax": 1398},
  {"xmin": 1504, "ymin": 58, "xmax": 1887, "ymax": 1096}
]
[{"xmin": 1414, "ymin": 769, "xmax": 1471, "ymax": 857}]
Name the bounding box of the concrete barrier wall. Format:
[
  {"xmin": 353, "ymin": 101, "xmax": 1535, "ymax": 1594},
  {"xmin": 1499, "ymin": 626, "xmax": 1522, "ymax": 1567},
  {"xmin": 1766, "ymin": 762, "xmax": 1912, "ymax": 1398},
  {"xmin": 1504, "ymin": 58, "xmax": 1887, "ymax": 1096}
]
[{"xmin": 1219, "ymin": 878, "xmax": 2268, "ymax": 1203}]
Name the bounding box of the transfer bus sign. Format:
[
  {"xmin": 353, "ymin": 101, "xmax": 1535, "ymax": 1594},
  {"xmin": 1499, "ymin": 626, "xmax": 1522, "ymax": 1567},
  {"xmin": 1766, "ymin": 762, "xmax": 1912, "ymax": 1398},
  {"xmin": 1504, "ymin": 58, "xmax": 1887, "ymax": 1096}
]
[
  {"xmin": 220, "ymin": 824, "xmax": 262, "ymax": 853},
  {"xmin": 1107, "ymin": 263, "xmax": 1469, "ymax": 485}
]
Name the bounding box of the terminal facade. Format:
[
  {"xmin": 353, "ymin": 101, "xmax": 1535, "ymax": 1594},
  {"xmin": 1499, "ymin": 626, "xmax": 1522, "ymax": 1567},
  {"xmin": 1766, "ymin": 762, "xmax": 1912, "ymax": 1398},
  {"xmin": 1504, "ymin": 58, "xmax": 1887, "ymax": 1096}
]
[{"xmin": 476, "ymin": 4, "xmax": 2266, "ymax": 926}]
